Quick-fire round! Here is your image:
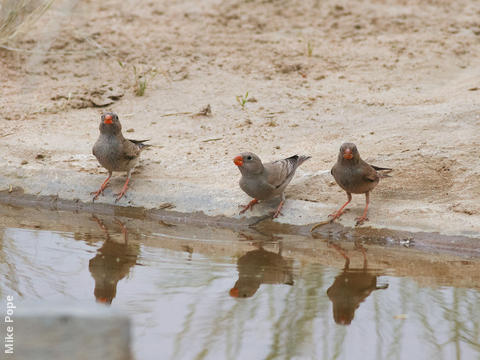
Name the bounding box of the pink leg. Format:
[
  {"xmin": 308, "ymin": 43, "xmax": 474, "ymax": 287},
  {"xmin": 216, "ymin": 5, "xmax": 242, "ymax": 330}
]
[
  {"xmin": 330, "ymin": 243, "xmax": 350, "ymax": 269},
  {"xmin": 239, "ymin": 198, "xmax": 259, "ymax": 214},
  {"xmin": 272, "ymin": 200, "xmax": 285, "ymax": 218},
  {"xmin": 115, "ymin": 176, "xmax": 131, "ymax": 203},
  {"xmin": 355, "ymin": 192, "xmax": 370, "ymax": 226},
  {"xmin": 114, "ymin": 218, "xmax": 128, "ymax": 244},
  {"xmin": 91, "ymin": 173, "xmax": 112, "ymax": 201},
  {"xmin": 329, "ymin": 192, "xmax": 352, "ymax": 221}
]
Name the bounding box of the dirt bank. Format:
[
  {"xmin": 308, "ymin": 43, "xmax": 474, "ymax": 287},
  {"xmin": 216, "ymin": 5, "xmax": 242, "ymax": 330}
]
[{"xmin": 0, "ymin": 0, "xmax": 479, "ymax": 236}]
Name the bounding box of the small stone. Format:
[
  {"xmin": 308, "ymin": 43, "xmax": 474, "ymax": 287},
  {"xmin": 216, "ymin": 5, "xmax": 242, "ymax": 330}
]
[{"xmin": 21, "ymin": 160, "xmax": 28, "ymax": 165}]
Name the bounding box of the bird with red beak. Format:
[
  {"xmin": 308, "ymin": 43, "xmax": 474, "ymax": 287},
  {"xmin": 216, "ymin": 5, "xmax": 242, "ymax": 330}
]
[
  {"xmin": 313, "ymin": 142, "xmax": 391, "ymax": 229},
  {"xmin": 91, "ymin": 112, "xmax": 150, "ymax": 202},
  {"xmin": 233, "ymin": 152, "xmax": 310, "ymax": 218}
]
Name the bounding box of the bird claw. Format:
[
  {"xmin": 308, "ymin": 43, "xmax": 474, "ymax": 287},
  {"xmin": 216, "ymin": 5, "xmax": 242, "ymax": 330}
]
[
  {"xmin": 271, "ymin": 200, "xmax": 285, "ymax": 219},
  {"xmin": 328, "ymin": 208, "xmax": 349, "ymax": 221},
  {"xmin": 272, "ymin": 210, "xmax": 283, "ymax": 218},
  {"xmin": 91, "ymin": 190, "xmax": 103, "ymax": 202},
  {"xmin": 90, "ymin": 183, "xmax": 110, "ymax": 201},
  {"xmin": 355, "ymin": 216, "xmax": 369, "ymax": 226},
  {"xmin": 114, "ymin": 191, "xmax": 127, "ymax": 203},
  {"xmin": 239, "ymin": 205, "xmax": 251, "ymax": 214},
  {"xmin": 239, "ymin": 199, "xmax": 259, "ymax": 215}
]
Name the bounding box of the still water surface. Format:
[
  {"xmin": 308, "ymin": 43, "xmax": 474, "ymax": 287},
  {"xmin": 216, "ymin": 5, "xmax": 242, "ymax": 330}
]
[{"xmin": 1, "ymin": 217, "xmax": 479, "ymax": 360}]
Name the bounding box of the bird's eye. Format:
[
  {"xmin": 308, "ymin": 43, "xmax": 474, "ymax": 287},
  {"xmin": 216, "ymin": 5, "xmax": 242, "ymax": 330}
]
[{"xmin": 247, "ymin": 156, "xmax": 252, "ymax": 160}]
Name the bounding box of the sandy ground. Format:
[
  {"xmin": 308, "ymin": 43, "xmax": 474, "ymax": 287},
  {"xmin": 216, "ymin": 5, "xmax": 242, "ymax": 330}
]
[{"xmin": 0, "ymin": 0, "xmax": 479, "ymax": 236}]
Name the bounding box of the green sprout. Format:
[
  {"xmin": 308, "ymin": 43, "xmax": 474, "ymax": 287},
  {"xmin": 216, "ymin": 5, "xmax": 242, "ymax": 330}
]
[
  {"xmin": 133, "ymin": 65, "xmax": 158, "ymax": 96},
  {"xmin": 236, "ymin": 91, "xmax": 249, "ymax": 109}
]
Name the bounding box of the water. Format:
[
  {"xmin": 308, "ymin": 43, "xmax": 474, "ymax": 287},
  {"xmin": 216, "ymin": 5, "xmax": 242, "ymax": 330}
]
[{"xmin": 1, "ymin": 207, "xmax": 479, "ymax": 360}]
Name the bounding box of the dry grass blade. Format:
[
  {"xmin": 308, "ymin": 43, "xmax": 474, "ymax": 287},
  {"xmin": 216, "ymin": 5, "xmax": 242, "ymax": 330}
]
[{"xmin": 0, "ymin": 0, "xmax": 55, "ymax": 45}]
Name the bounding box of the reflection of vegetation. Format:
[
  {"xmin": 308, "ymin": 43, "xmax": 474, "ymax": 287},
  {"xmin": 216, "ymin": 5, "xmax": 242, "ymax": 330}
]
[
  {"xmin": 0, "ymin": 0, "xmax": 54, "ymax": 45},
  {"xmin": 449, "ymin": 288, "xmax": 480, "ymax": 356},
  {"xmin": 265, "ymin": 264, "xmax": 329, "ymax": 360},
  {"xmin": 167, "ymin": 258, "xmax": 480, "ymax": 360},
  {"xmin": 2, "ymin": 219, "xmax": 480, "ymax": 359},
  {"xmin": 0, "ymin": 228, "xmax": 42, "ymax": 298}
]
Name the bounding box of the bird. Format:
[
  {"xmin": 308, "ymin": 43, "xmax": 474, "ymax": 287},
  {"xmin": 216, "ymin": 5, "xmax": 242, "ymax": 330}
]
[
  {"xmin": 91, "ymin": 112, "xmax": 150, "ymax": 202},
  {"xmin": 233, "ymin": 152, "xmax": 311, "ymax": 218},
  {"xmin": 327, "ymin": 142, "xmax": 391, "ymax": 226},
  {"xmin": 326, "ymin": 242, "xmax": 388, "ymax": 325},
  {"xmin": 229, "ymin": 247, "xmax": 293, "ymax": 298},
  {"xmin": 88, "ymin": 217, "xmax": 139, "ymax": 304}
]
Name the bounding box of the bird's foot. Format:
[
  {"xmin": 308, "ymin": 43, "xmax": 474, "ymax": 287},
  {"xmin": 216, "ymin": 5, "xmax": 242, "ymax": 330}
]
[
  {"xmin": 90, "ymin": 182, "xmax": 110, "ymax": 201},
  {"xmin": 328, "ymin": 208, "xmax": 349, "ymax": 222},
  {"xmin": 91, "ymin": 191, "xmax": 101, "ymax": 202},
  {"xmin": 239, "ymin": 199, "xmax": 259, "ymax": 214},
  {"xmin": 272, "ymin": 210, "xmax": 283, "ymax": 218},
  {"xmin": 114, "ymin": 178, "xmax": 131, "ymax": 203},
  {"xmin": 272, "ymin": 200, "xmax": 285, "ymax": 219},
  {"xmin": 91, "ymin": 184, "xmax": 109, "ymax": 202},
  {"xmin": 114, "ymin": 190, "xmax": 128, "ymax": 203},
  {"xmin": 355, "ymin": 215, "xmax": 369, "ymax": 226}
]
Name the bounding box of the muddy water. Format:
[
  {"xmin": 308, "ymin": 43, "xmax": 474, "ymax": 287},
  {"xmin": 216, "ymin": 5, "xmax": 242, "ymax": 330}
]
[{"xmin": 0, "ymin": 205, "xmax": 479, "ymax": 360}]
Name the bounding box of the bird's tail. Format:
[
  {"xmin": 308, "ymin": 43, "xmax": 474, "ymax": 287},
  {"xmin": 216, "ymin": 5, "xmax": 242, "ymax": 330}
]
[
  {"xmin": 371, "ymin": 164, "xmax": 393, "ymax": 178},
  {"xmin": 275, "ymin": 155, "xmax": 310, "ymax": 179},
  {"xmin": 292, "ymin": 155, "xmax": 311, "ymax": 167},
  {"xmin": 128, "ymin": 139, "xmax": 151, "ymax": 150},
  {"xmin": 371, "ymin": 165, "xmax": 392, "ymax": 171}
]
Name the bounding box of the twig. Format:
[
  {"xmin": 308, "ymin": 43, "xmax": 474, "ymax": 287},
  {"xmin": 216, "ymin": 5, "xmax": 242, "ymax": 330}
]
[
  {"xmin": 201, "ymin": 138, "xmax": 222, "ymax": 143},
  {"xmin": 0, "ymin": 44, "xmax": 103, "ymax": 55},
  {"xmin": 160, "ymin": 112, "xmax": 193, "ymax": 117}
]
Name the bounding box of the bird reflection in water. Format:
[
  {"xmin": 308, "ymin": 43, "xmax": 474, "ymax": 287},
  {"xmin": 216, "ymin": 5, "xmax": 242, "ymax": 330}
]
[
  {"xmin": 327, "ymin": 243, "xmax": 388, "ymax": 325},
  {"xmin": 229, "ymin": 244, "xmax": 294, "ymax": 298},
  {"xmin": 89, "ymin": 216, "xmax": 139, "ymax": 304}
]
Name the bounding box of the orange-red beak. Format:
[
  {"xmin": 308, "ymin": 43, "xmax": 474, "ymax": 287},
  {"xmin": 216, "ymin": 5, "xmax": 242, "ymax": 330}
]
[
  {"xmin": 229, "ymin": 287, "xmax": 239, "ymax": 297},
  {"xmin": 96, "ymin": 297, "xmax": 109, "ymax": 303},
  {"xmin": 103, "ymin": 114, "xmax": 113, "ymax": 124},
  {"xmin": 233, "ymin": 155, "xmax": 243, "ymax": 166},
  {"xmin": 343, "ymin": 148, "xmax": 353, "ymax": 160}
]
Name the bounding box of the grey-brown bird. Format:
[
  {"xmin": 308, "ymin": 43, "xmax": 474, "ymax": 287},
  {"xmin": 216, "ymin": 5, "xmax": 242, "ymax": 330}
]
[
  {"xmin": 233, "ymin": 152, "xmax": 311, "ymax": 218},
  {"xmin": 91, "ymin": 112, "xmax": 149, "ymax": 202},
  {"xmin": 326, "ymin": 242, "xmax": 388, "ymax": 325},
  {"xmin": 229, "ymin": 247, "xmax": 293, "ymax": 298},
  {"xmin": 329, "ymin": 143, "xmax": 391, "ymax": 225}
]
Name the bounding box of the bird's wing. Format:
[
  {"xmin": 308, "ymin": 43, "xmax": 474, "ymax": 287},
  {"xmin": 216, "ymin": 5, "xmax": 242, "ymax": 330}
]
[
  {"xmin": 361, "ymin": 161, "xmax": 380, "ymax": 182},
  {"xmin": 122, "ymin": 139, "xmax": 142, "ymax": 160},
  {"xmin": 265, "ymin": 155, "xmax": 306, "ymax": 188}
]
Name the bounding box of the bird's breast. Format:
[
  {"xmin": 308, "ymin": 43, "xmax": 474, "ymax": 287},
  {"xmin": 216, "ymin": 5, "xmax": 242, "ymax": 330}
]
[
  {"xmin": 93, "ymin": 136, "xmax": 130, "ymax": 172},
  {"xmin": 239, "ymin": 176, "xmax": 275, "ymax": 200}
]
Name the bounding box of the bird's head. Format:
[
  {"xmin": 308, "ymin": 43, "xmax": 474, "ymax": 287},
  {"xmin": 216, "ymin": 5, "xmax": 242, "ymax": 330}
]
[
  {"xmin": 233, "ymin": 152, "xmax": 264, "ymax": 175},
  {"xmin": 99, "ymin": 112, "xmax": 122, "ymax": 135},
  {"xmin": 338, "ymin": 143, "xmax": 360, "ymax": 163},
  {"xmin": 229, "ymin": 282, "xmax": 259, "ymax": 298}
]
